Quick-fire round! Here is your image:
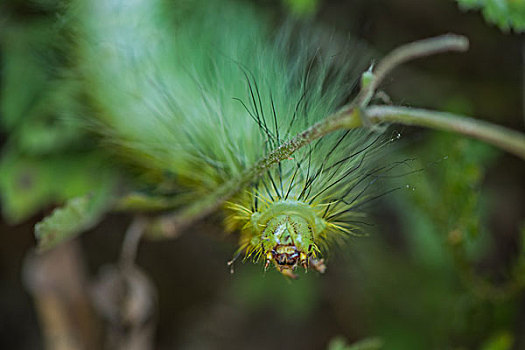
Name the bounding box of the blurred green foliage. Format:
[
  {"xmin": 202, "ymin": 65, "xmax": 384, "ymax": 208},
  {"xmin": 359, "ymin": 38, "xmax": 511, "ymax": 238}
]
[
  {"xmin": 457, "ymin": 0, "xmax": 525, "ymax": 32},
  {"xmin": 0, "ymin": 152, "xmax": 114, "ymax": 224},
  {"xmin": 34, "ymin": 179, "xmax": 114, "ymax": 251},
  {"xmin": 328, "ymin": 336, "xmax": 383, "ymax": 350},
  {"xmin": 282, "ymin": 0, "xmax": 320, "ymax": 16},
  {"xmin": 346, "ymin": 125, "xmax": 523, "ymax": 348},
  {"xmin": 481, "ymin": 331, "xmax": 514, "ymax": 350},
  {"xmin": 0, "ymin": 5, "xmax": 118, "ymax": 233}
]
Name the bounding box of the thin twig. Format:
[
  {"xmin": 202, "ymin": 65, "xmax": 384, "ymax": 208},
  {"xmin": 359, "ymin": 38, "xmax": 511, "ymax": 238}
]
[
  {"xmin": 120, "ymin": 216, "xmax": 147, "ymax": 270},
  {"xmin": 355, "ymin": 34, "xmax": 469, "ymax": 107},
  {"xmin": 364, "ymin": 105, "xmax": 525, "ymax": 159}
]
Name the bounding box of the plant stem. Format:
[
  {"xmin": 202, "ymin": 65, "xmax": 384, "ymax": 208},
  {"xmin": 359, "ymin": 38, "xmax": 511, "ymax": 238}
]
[
  {"xmin": 364, "ymin": 105, "xmax": 525, "ymax": 159},
  {"xmin": 356, "ymin": 34, "xmax": 469, "ymax": 107},
  {"xmin": 156, "ymin": 103, "xmax": 525, "ymax": 237},
  {"xmin": 120, "ymin": 216, "xmax": 147, "ymax": 271},
  {"xmin": 152, "ymin": 33, "xmax": 525, "ymax": 238}
]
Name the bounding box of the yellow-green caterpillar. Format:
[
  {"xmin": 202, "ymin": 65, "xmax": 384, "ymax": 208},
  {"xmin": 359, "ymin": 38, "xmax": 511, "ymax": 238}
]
[{"xmin": 71, "ymin": 0, "xmax": 396, "ymax": 277}]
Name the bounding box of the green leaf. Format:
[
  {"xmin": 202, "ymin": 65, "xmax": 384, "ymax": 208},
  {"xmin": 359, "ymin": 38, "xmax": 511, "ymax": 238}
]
[
  {"xmin": 35, "ymin": 189, "xmax": 112, "ymax": 252},
  {"xmin": 457, "ymin": 0, "xmax": 525, "ymax": 32},
  {"xmin": 0, "ymin": 151, "xmax": 115, "ymax": 224},
  {"xmin": 0, "ymin": 22, "xmax": 53, "ymax": 131},
  {"xmin": 1, "ymin": 17, "xmax": 88, "ymax": 156}
]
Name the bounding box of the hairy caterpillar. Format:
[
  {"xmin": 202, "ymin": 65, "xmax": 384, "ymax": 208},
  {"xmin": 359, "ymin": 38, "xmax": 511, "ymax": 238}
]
[{"xmin": 70, "ymin": 0, "xmax": 397, "ymax": 278}]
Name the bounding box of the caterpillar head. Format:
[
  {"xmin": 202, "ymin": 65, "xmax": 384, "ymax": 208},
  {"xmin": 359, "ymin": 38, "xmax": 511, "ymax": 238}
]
[{"xmin": 243, "ymin": 200, "xmax": 327, "ymax": 278}]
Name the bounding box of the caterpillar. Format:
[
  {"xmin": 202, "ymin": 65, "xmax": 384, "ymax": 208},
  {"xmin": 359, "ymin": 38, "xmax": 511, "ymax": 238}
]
[{"xmin": 70, "ymin": 0, "xmax": 397, "ymax": 278}]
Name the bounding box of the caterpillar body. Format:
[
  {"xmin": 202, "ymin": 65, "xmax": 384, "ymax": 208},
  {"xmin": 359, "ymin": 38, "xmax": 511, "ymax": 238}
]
[{"xmin": 72, "ymin": 0, "xmax": 395, "ymax": 278}]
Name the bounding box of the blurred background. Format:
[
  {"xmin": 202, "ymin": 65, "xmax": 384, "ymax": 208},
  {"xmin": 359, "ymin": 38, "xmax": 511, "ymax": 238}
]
[{"xmin": 1, "ymin": 0, "xmax": 524, "ymax": 349}]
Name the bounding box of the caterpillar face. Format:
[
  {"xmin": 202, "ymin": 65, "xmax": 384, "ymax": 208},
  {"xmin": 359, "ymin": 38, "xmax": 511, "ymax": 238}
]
[
  {"xmin": 231, "ymin": 199, "xmax": 328, "ymax": 278},
  {"xmin": 270, "ymin": 245, "xmax": 303, "ymax": 268},
  {"xmin": 260, "ymin": 212, "xmax": 312, "ymax": 275}
]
